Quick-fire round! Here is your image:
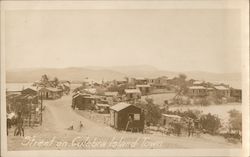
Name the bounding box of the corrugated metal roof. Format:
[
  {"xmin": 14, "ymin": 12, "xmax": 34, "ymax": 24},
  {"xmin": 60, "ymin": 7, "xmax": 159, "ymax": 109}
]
[
  {"xmin": 162, "ymin": 114, "xmax": 181, "ymax": 119},
  {"xmin": 110, "ymin": 102, "xmax": 132, "ymax": 111}
]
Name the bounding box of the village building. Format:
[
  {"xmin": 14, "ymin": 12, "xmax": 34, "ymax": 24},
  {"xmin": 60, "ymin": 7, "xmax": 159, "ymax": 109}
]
[
  {"xmin": 187, "ymin": 86, "xmax": 207, "ymax": 97},
  {"xmin": 21, "ymin": 87, "xmax": 38, "ymax": 96},
  {"xmin": 148, "ymin": 76, "xmax": 169, "ymax": 89},
  {"xmin": 214, "ymin": 86, "xmax": 230, "ymax": 98},
  {"xmin": 103, "ymin": 91, "xmax": 120, "ymax": 105},
  {"xmin": 193, "ymin": 80, "xmax": 205, "ymax": 86},
  {"xmin": 6, "ymin": 93, "xmax": 40, "ymax": 126},
  {"xmin": 72, "ymin": 93, "xmax": 99, "ymax": 110},
  {"xmin": 161, "ymin": 114, "xmax": 182, "ymax": 127},
  {"xmin": 155, "ymin": 76, "xmax": 168, "ymax": 84},
  {"xmin": 83, "ymin": 88, "xmax": 97, "ymax": 95},
  {"xmin": 230, "ymin": 88, "xmax": 242, "ymax": 102},
  {"xmin": 130, "ymin": 77, "xmax": 148, "ymax": 85},
  {"xmin": 124, "ymin": 89, "xmax": 141, "ymax": 100},
  {"xmin": 110, "ymin": 102, "xmax": 144, "ymax": 132},
  {"xmin": 104, "ymin": 91, "xmax": 119, "ymax": 98},
  {"xmin": 95, "ymin": 103, "xmax": 110, "ymax": 113},
  {"xmin": 136, "ymin": 84, "xmax": 151, "ymax": 95},
  {"xmin": 38, "ymin": 87, "xmax": 63, "ymax": 100},
  {"xmin": 114, "ymin": 78, "xmax": 128, "ymax": 86},
  {"xmin": 206, "ymin": 87, "xmax": 215, "ymax": 96}
]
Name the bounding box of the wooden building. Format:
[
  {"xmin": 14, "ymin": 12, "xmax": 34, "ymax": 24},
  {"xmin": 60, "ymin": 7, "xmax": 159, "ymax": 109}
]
[
  {"xmin": 104, "ymin": 91, "xmax": 119, "ymax": 98},
  {"xmin": 38, "ymin": 87, "xmax": 63, "ymax": 100},
  {"xmin": 72, "ymin": 93, "xmax": 99, "ymax": 110},
  {"xmin": 124, "ymin": 89, "xmax": 141, "ymax": 100},
  {"xmin": 21, "ymin": 87, "xmax": 38, "ymax": 96},
  {"xmin": 130, "ymin": 77, "xmax": 148, "ymax": 85},
  {"xmin": 136, "ymin": 84, "xmax": 151, "ymax": 95},
  {"xmin": 214, "ymin": 86, "xmax": 230, "ymax": 98},
  {"xmin": 187, "ymin": 86, "xmax": 207, "ymax": 97},
  {"xmin": 230, "ymin": 88, "xmax": 242, "ymax": 102},
  {"xmin": 110, "ymin": 102, "xmax": 144, "ymax": 132},
  {"xmin": 95, "ymin": 103, "xmax": 110, "ymax": 113}
]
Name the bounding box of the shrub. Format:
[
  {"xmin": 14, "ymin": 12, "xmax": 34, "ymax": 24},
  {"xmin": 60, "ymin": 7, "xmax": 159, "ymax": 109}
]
[
  {"xmin": 135, "ymin": 98, "xmax": 162, "ymax": 126},
  {"xmin": 200, "ymin": 113, "xmax": 221, "ymax": 134}
]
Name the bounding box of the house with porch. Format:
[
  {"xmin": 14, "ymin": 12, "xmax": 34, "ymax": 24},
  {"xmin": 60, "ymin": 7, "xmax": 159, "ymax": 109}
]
[
  {"xmin": 214, "ymin": 86, "xmax": 230, "ymax": 98},
  {"xmin": 187, "ymin": 86, "xmax": 207, "ymax": 97}
]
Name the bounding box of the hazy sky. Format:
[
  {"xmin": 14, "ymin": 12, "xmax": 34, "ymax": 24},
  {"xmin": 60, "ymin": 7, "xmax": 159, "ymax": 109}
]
[{"xmin": 5, "ymin": 9, "xmax": 241, "ymax": 73}]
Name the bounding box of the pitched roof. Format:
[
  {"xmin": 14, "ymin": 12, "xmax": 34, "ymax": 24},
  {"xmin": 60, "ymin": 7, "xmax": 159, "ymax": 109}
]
[
  {"xmin": 110, "ymin": 102, "xmax": 132, "ymax": 111},
  {"xmin": 124, "ymin": 89, "xmax": 141, "ymax": 94},
  {"xmin": 214, "ymin": 86, "xmax": 229, "ymax": 90}
]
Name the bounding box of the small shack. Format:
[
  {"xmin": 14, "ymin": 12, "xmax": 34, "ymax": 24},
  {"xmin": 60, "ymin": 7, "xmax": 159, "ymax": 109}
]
[
  {"xmin": 161, "ymin": 114, "xmax": 182, "ymax": 127},
  {"xmin": 72, "ymin": 93, "xmax": 99, "ymax": 110},
  {"xmin": 110, "ymin": 102, "xmax": 144, "ymax": 132}
]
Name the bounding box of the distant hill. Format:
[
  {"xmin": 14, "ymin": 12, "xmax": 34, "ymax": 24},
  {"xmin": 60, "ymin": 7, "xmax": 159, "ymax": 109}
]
[{"xmin": 6, "ymin": 66, "xmax": 241, "ymax": 88}]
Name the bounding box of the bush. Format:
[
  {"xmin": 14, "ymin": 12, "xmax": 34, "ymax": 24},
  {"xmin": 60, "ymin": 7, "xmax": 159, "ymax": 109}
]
[
  {"xmin": 200, "ymin": 113, "xmax": 221, "ymax": 134},
  {"xmin": 135, "ymin": 98, "xmax": 162, "ymax": 126}
]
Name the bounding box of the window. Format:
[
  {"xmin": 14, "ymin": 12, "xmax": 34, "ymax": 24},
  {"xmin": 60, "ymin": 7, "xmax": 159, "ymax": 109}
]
[
  {"xmin": 134, "ymin": 114, "xmax": 140, "ymax": 120},
  {"xmin": 128, "ymin": 113, "xmax": 140, "ymax": 121}
]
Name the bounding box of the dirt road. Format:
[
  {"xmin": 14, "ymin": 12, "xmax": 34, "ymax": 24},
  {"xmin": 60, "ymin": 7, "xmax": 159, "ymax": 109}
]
[{"xmin": 7, "ymin": 94, "xmax": 241, "ymax": 150}]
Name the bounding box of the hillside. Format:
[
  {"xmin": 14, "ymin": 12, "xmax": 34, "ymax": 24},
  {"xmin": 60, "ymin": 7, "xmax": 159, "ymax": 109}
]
[{"xmin": 6, "ymin": 66, "xmax": 241, "ymax": 88}]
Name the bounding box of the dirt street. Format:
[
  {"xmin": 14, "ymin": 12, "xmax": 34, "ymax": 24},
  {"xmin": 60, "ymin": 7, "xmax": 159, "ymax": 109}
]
[{"xmin": 7, "ymin": 94, "xmax": 241, "ymax": 150}]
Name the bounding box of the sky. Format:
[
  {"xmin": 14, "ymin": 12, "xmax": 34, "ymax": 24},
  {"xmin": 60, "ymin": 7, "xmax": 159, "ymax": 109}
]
[{"xmin": 5, "ymin": 9, "xmax": 241, "ymax": 73}]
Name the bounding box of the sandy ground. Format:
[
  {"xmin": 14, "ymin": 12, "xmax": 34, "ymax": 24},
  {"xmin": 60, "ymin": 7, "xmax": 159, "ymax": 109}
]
[{"xmin": 7, "ymin": 94, "xmax": 241, "ymax": 150}]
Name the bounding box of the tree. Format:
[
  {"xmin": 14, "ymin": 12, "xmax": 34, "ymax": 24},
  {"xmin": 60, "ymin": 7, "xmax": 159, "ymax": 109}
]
[
  {"xmin": 200, "ymin": 113, "xmax": 221, "ymax": 134},
  {"xmin": 136, "ymin": 98, "xmax": 162, "ymax": 126},
  {"xmin": 52, "ymin": 77, "xmax": 59, "ymax": 87},
  {"xmin": 40, "ymin": 74, "xmax": 50, "ymax": 87}
]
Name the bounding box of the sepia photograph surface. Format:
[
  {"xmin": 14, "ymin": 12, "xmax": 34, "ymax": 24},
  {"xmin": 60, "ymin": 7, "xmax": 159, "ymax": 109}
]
[{"xmin": 1, "ymin": 0, "xmax": 249, "ymax": 157}]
